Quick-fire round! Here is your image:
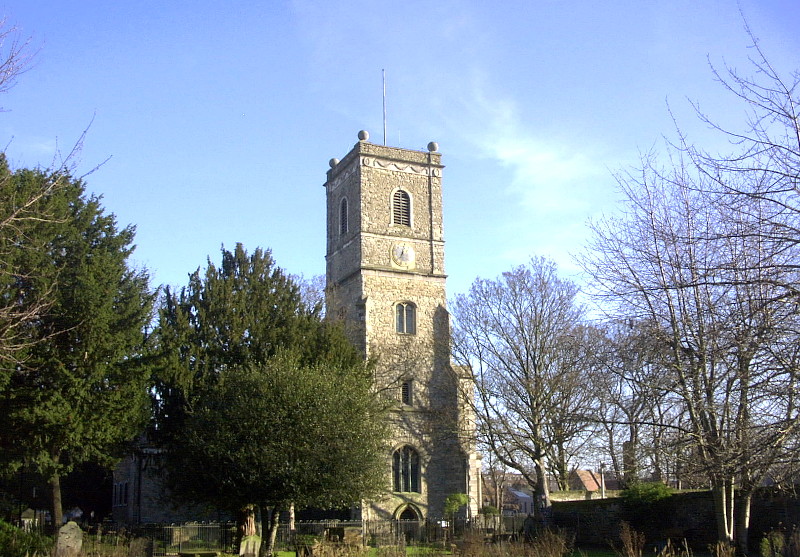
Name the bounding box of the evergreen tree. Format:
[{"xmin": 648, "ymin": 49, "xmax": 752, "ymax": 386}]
[
  {"xmin": 0, "ymin": 166, "xmax": 154, "ymax": 530},
  {"xmin": 153, "ymin": 244, "xmax": 388, "ymax": 555},
  {"xmin": 153, "ymin": 243, "xmax": 364, "ymax": 435},
  {"xmin": 0, "ymin": 157, "xmax": 62, "ymax": 382}
]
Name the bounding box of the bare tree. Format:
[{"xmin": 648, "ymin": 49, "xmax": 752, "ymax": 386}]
[
  {"xmin": 480, "ymin": 449, "xmax": 511, "ymax": 521},
  {"xmin": 684, "ymin": 25, "xmax": 800, "ymax": 287},
  {"xmin": 592, "ymin": 320, "xmax": 679, "ymax": 486},
  {"xmin": 451, "ymin": 257, "xmax": 593, "ymax": 517},
  {"xmin": 293, "ymin": 273, "xmax": 326, "ymax": 315},
  {"xmin": 580, "ymin": 149, "xmax": 800, "ymax": 554},
  {"xmin": 544, "ymin": 323, "xmax": 605, "ymax": 490},
  {"xmin": 0, "ymin": 20, "xmax": 44, "ymax": 375},
  {"xmin": 0, "ymin": 17, "xmax": 34, "ymax": 107},
  {"xmin": 680, "ymin": 29, "xmax": 800, "ymax": 553}
]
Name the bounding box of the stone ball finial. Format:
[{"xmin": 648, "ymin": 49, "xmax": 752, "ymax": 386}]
[
  {"xmin": 329, "ymin": 158, "xmax": 339, "ymax": 168},
  {"xmin": 358, "ymin": 130, "xmax": 369, "ymax": 141},
  {"xmin": 427, "ymin": 141, "xmax": 439, "ymax": 152}
]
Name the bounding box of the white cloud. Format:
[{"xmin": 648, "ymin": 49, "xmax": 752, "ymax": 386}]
[
  {"xmin": 444, "ymin": 74, "xmax": 619, "ymax": 280},
  {"xmin": 460, "ymin": 77, "xmax": 609, "ymax": 213}
]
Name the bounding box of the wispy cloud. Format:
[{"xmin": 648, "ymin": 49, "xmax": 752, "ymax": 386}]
[
  {"xmin": 446, "ymin": 73, "xmax": 617, "ymax": 276},
  {"xmin": 460, "ymin": 76, "xmax": 608, "ymax": 214}
]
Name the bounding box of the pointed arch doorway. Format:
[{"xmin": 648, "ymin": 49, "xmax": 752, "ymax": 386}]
[
  {"xmin": 394, "ymin": 504, "xmax": 422, "ymax": 542},
  {"xmin": 397, "ymin": 506, "xmax": 420, "ymax": 521}
]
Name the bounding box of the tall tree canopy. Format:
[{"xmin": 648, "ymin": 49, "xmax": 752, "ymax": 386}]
[
  {"xmin": 0, "ymin": 165, "xmax": 154, "ymax": 530},
  {"xmin": 451, "ymin": 257, "xmax": 595, "ymax": 516},
  {"xmin": 580, "ymin": 35, "xmax": 800, "ymax": 554},
  {"xmin": 153, "ymin": 244, "xmax": 388, "ymax": 555}
]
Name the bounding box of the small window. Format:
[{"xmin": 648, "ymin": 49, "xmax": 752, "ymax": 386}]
[
  {"xmin": 340, "ymin": 198, "xmax": 348, "ymax": 235},
  {"xmin": 401, "ymin": 381, "xmax": 412, "ymax": 405},
  {"xmin": 393, "ymin": 445, "xmax": 421, "ymax": 492},
  {"xmin": 395, "ymin": 302, "xmax": 416, "ymax": 334},
  {"xmin": 392, "ymin": 190, "xmax": 411, "ymax": 226},
  {"xmin": 114, "ymin": 481, "xmax": 129, "ymax": 506}
]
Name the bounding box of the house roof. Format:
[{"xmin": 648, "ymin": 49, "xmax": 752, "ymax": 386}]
[
  {"xmin": 572, "ymin": 469, "xmax": 601, "ymax": 492},
  {"xmin": 508, "ymin": 489, "xmax": 532, "ymax": 500}
]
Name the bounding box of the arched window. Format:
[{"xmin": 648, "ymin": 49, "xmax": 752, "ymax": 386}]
[
  {"xmin": 392, "ymin": 190, "xmax": 411, "ymax": 226},
  {"xmin": 393, "ymin": 445, "xmax": 420, "ymax": 492},
  {"xmin": 395, "ymin": 302, "xmax": 416, "ymax": 334},
  {"xmin": 401, "ymin": 380, "xmax": 413, "ymax": 406},
  {"xmin": 339, "ymin": 197, "xmax": 348, "ymax": 235}
]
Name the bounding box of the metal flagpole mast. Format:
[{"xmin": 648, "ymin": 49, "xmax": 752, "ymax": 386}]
[{"xmin": 382, "ymin": 69, "xmax": 387, "ymax": 145}]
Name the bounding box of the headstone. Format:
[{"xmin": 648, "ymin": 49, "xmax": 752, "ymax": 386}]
[
  {"xmin": 239, "ymin": 534, "xmax": 261, "ymax": 557},
  {"xmin": 55, "ymin": 521, "xmax": 83, "ymax": 557}
]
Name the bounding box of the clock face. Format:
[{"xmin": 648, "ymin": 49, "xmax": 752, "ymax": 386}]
[{"xmin": 392, "ymin": 243, "xmax": 416, "ymax": 269}]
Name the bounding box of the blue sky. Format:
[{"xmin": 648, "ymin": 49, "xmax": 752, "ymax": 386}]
[{"xmin": 3, "ymin": 0, "xmax": 799, "ymax": 297}]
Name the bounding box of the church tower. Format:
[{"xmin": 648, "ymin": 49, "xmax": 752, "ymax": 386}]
[{"xmin": 324, "ymin": 131, "xmax": 481, "ymax": 521}]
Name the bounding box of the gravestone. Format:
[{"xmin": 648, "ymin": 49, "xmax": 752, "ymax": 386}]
[
  {"xmin": 239, "ymin": 534, "xmax": 261, "ymax": 557},
  {"xmin": 55, "ymin": 521, "xmax": 83, "ymax": 557}
]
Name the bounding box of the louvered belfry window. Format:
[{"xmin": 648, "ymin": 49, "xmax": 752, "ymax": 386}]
[
  {"xmin": 401, "ymin": 381, "xmax": 412, "ymax": 405},
  {"xmin": 339, "ymin": 197, "xmax": 348, "ymax": 235},
  {"xmin": 392, "ymin": 190, "xmax": 411, "ymax": 226}
]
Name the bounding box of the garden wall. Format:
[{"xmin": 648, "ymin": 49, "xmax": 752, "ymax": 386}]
[{"xmin": 551, "ymin": 490, "xmax": 800, "ymax": 549}]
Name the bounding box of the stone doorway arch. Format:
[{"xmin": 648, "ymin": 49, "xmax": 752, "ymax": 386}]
[
  {"xmin": 396, "ymin": 505, "xmax": 420, "ymax": 521},
  {"xmin": 393, "ymin": 504, "xmax": 422, "ymax": 542}
]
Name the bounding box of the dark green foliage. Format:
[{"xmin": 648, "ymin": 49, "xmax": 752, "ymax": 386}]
[
  {"xmin": 761, "ymin": 530, "xmax": 785, "ymax": 557},
  {"xmin": 0, "ymin": 519, "xmax": 52, "ymax": 557},
  {"xmin": 480, "ymin": 505, "xmax": 499, "ymax": 516},
  {"xmin": 168, "ymin": 353, "xmax": 388, "ymax": 511},
  {"xmin": 444, "ymin": 493, "xmax": 469, "ymax": 517},
  {"xmin": 0, "ymin": 156, "xmax": 62, "ymax": 383},
  {"xmin": 153, "ymin": 244, "xmax": 388, "ymax": 517},
  {"xmin": 621, "ymin": 482, "xmax": 673, "ymax": 505},
  {"xmin": 153, "ymin": 244, "xmax": 362, "ymax": 434},
  {"xmin": 0, "ymin": 164, "xmax": 154, "ymax": 527}
]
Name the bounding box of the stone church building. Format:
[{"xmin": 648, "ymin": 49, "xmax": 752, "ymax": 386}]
[
  {"xmin": 111, "ymin": 132, "xmax": 481, "ymax": 524},
  {"xmin": 324, "ymin": 131, "xmax": 481, "ymax": 521}
]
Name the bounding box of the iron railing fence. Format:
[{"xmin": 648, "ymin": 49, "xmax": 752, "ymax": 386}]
[
  {"xmin": 131, "ymin": 522, "xmax": 237, "ymax": 557},
  {"xmin": 127, "ymin": 516, "xmax": 530, "ymax": 556}
]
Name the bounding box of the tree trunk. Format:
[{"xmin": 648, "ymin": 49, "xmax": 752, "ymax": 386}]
[
  {"xmin": 534, "ymin": 458, "xmax": 551, "ymax": 522},
  {"xmin": 712, "ymin": 480, "xmax": 735, "ymax": 545},
  {"xmin": 50, "ymin": 471, "xmax": 63, "ymax": 536},
  {"xmin": 554, "ymin": 446, "xmax": 569, "ymax": 491},
  {"xmin": 261, "ymin": 505, "xmax": 281, "ymax": 557},
  {"xmin": 735, "ymin": 491, "xmax": 752, "ymax": 557}
]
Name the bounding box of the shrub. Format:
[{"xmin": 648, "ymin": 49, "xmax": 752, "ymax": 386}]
[
  {"xmin": 444, "ymin": 493, "xmax": 469, "ymax": 517},
  {"xmin": 0, "ymin": 520, "xmax": 52, "ymax": 557},
  {"xmin": 762, "ymin": 530, "xmax": 785, "ymax": 557},
  {"xmin": 530, "ymin": 528, "xmax": 574, "ymax": 557},
  {"xmin": 621, "ymin": 482, "xmax": 673, "ymax": 505},
  {"xmin": 760, "ymin": 528, "xmax": 800, "ymax": 557}
]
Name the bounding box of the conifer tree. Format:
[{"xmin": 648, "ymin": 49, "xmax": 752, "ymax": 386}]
[
  {"xmin": 153, "ymin": 244, "xmax": 388, "ymax": 555},
  {"xmin": 0, "ymin": 166, "xmax": 154, "ymax": 531}
]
